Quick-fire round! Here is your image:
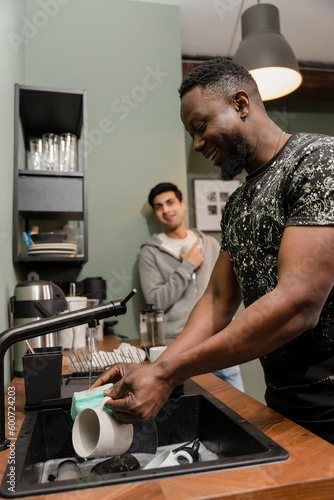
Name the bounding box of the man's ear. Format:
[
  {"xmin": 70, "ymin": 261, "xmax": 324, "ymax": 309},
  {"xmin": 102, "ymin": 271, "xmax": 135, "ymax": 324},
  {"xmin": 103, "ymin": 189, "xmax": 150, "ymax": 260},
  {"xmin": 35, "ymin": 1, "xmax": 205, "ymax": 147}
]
[{"xmin": 232, "ymin": 90, "xmax": 250, "ymax": 120}]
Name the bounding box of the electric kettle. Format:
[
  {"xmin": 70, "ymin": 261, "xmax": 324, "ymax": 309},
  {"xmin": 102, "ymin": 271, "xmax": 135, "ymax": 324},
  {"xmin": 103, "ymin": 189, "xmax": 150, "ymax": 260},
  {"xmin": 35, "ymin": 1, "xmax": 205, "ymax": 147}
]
[{"xmin": 10, "ymin": 280, "xmax": 67, "ymax": 375}]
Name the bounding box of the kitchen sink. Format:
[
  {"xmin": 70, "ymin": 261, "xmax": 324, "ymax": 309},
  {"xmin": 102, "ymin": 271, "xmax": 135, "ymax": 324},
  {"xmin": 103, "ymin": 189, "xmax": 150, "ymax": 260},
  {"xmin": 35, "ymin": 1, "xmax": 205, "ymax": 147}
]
[{"xmin": 0, "ymin": 380, "xmax": 288, "ymax": 498}]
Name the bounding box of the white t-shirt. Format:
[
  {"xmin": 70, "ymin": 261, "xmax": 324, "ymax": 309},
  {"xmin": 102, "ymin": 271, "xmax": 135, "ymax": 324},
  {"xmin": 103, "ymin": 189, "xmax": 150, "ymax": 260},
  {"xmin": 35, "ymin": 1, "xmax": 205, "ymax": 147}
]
[{"xmin": 158, "ymin": 230, "xmax": 200, "ymax": 258}]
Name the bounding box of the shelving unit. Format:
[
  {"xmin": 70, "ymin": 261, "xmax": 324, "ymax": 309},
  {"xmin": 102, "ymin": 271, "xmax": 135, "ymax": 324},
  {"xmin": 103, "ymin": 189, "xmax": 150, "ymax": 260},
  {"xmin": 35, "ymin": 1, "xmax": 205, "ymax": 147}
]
[{"xmin": 13, "ymin": 84, "xmax": 88, "ymax": 266}]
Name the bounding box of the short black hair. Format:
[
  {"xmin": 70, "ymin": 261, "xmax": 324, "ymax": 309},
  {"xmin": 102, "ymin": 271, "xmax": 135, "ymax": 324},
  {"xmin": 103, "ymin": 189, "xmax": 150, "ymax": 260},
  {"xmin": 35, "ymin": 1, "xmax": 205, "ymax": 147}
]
[
  {"xmin": 178, "ymin": 57, "xmax": 263, "ymax": 107},
  {"xmin": 148, "ymin": 182, "xmax": 182, "ymax": 208}
]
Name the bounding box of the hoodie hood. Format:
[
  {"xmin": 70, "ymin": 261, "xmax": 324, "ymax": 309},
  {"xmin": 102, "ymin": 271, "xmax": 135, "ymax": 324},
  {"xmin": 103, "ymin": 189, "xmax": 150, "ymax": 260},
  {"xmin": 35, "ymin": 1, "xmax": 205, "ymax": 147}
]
[{"xmin": 140, "ymin": 229, "xmax": 205, "ymax": 252}]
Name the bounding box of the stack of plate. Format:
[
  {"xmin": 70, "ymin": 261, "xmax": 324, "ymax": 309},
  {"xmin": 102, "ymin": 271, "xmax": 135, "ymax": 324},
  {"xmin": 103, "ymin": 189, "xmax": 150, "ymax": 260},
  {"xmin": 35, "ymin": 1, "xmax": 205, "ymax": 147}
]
[{"xmin": 28, "ymin": 242, "xmax": 78, "ymax": 258}]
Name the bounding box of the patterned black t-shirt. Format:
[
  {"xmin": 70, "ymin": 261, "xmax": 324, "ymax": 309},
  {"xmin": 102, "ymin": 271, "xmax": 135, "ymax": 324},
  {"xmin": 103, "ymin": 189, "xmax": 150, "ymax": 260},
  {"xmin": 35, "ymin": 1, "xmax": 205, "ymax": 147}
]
[{"xmin": 220, "ymin": 133, "xmax": 334, "ymax": 426}]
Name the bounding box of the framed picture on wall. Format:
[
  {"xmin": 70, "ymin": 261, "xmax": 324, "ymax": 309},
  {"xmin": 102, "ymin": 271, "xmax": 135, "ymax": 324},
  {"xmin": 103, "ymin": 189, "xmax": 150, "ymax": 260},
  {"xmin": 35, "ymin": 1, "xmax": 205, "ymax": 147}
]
[{"xmin": 192, "ymin": 178, "xmax": 241, "ymax": 231}]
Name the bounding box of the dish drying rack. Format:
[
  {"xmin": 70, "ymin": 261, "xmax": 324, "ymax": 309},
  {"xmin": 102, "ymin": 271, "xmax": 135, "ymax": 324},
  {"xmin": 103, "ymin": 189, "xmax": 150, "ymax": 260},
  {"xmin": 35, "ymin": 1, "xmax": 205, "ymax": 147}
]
[{"xmin": 69, "ymin": 342, "xmax": 146, "ymax": 372}]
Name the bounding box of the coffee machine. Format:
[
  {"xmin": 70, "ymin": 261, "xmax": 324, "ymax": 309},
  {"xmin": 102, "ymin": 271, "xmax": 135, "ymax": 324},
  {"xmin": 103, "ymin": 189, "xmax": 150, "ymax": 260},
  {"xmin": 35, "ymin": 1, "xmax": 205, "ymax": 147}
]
[{"xmin": 10, "ymin": 280, "xmax": 67, "ymax": 375}]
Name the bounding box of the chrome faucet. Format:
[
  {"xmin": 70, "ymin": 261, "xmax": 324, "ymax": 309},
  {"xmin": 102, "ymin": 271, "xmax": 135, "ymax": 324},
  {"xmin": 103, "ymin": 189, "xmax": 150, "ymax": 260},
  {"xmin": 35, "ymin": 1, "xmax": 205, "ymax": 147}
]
[{"xmin": 0, "ymin": 289, "xmax": 136, "ymax": 450}]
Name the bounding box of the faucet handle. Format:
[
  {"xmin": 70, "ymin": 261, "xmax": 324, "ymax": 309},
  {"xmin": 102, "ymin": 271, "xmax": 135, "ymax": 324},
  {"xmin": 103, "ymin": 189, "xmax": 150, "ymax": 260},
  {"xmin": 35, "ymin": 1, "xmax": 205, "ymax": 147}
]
[{"xmin": 121, "ymin": 289, "xmax": 137, "ymax": 305}]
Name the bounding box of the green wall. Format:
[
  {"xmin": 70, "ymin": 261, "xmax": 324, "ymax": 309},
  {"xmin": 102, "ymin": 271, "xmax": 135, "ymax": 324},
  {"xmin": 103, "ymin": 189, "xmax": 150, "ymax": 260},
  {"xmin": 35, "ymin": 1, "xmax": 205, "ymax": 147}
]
[
  {"xmin": 20, "ymin": 0, "xmax": 187, "ymax": 338},
  {"xmin": 0, "ymin": 0, "xmax": 26, "ymax": 386}
]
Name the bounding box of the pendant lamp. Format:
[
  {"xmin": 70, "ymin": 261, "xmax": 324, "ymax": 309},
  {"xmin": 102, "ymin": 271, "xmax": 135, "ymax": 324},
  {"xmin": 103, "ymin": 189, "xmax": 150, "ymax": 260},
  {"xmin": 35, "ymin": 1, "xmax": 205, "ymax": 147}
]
[{"xmin": 233, "ymin": 3, "xmax": 302, "ymax": 101}]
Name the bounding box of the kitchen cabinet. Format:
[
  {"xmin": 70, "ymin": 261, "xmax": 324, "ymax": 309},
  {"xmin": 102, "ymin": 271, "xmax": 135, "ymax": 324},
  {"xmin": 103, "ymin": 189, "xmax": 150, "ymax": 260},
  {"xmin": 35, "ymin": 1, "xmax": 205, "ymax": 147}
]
[{"xmin": 12, "ymin": 84, "xmax": 88, "ymax": 266}]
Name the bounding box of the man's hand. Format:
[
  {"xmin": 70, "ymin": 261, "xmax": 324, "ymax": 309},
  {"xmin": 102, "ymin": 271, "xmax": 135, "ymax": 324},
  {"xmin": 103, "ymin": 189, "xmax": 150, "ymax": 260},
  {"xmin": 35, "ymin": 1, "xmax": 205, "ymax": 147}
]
[
  {"xmin": 91, "ymin": 362, "xmax": 141, "ymax": 390},
  {"xmin": 180, "ymin": 242, "xmax": 204, "ymax": 268},
  {"xmin": 91, "ymin": 362, "xmax": 174, "ymax": 423}
]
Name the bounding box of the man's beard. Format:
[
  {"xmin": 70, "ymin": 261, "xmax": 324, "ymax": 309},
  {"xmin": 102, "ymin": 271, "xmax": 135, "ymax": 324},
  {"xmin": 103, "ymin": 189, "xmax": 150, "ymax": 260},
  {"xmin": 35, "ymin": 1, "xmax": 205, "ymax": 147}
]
[{"xmin": 219, "ymin": 132, "xmax": 253, "ymax": 181}]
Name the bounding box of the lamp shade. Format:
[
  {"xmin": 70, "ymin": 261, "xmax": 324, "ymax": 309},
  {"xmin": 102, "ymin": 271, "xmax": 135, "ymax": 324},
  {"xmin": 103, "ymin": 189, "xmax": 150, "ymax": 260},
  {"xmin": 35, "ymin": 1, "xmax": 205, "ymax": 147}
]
[{"xmin": 233, "ymin": 3, "xmax": 302, "ymax": 100}]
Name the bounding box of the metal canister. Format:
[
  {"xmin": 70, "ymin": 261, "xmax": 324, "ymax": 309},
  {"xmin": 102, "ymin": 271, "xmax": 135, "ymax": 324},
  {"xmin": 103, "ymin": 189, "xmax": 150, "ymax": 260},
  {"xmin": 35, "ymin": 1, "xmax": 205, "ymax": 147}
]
[{"xmin": 10, "ymin": 280, "xmax": 67, "ymax": 374}]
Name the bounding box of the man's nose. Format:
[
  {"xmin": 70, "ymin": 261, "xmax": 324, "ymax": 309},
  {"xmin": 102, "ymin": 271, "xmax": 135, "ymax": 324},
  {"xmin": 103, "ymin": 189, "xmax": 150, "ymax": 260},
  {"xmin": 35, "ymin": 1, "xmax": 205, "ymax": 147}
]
[{"xmin": 193, "ymin": 135, "xmax": 205, "ymax": 152}]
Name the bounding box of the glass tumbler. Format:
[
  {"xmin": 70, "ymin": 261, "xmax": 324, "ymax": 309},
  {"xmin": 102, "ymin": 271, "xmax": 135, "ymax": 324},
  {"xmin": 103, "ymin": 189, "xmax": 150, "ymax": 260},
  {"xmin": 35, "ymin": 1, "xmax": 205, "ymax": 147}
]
[
  {"xmin": 59, "ymin": 133, "xmax": 77, "ymax": 172},
  {"xmin": 29, "ymin": 138, "xmax": 43, "ymax": 170},
  {"xmin": 42, "ymin": 133, "xmax": 59, "ymax": 171}
]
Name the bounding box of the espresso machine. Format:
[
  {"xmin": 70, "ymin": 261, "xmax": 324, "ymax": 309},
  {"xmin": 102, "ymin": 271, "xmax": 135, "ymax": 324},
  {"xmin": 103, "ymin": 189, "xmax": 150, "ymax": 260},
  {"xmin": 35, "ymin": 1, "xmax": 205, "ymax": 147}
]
[{"xmin": 10, "ymin": 280, "xmax": 67, "ymax": 375}]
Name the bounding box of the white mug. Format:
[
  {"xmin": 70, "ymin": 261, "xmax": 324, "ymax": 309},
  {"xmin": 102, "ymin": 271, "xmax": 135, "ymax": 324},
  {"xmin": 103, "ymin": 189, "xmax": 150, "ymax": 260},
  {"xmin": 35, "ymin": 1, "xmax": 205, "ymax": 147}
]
[
  {"xmin": 72, "ymin": 396, "xmax": 133, "ymax": 459},
  {"xmin": 143, "ymin": 449, "xmax": 193, "ymax": 469},
  {"xmin": 149, "ymin": 345, "xmax": 167, "ymax": 362}
]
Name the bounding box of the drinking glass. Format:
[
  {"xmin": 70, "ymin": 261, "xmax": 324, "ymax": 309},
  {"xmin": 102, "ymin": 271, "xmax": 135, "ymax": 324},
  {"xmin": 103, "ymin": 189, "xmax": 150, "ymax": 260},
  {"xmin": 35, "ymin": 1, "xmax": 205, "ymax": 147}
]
[
  {"xmin": 59, "ymin": 133, "xmax": 77, "ymax": 172},
  {"xmin": 42, "ymin": 133, "xmax": 59, "ymax": 171},
  {"xmin": 29, "ymin": 138, "xmax": 43, "ymax": 170}
]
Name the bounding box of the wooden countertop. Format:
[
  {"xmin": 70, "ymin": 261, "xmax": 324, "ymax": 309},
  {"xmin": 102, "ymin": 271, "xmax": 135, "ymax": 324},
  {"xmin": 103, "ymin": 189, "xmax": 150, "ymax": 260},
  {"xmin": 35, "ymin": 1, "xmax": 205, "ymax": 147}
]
[{"xmin": 1, "ymin": 336, "xmax": 333, "ymax": 499}]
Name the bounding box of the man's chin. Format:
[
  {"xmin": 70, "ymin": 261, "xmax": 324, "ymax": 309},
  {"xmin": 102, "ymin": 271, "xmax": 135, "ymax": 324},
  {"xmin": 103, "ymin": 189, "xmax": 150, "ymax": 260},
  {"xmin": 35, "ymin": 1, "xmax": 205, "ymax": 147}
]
[
  {"xmin": 220, "ymin": 169, "xmax": 235, "ymax": 181},
  {"xmin": 220, "ymin": 165, "xmax": 243, "ymax": 181},
  {"xmin": 163, "ymin": 221, "xmax": 177, "ymax": 231}
]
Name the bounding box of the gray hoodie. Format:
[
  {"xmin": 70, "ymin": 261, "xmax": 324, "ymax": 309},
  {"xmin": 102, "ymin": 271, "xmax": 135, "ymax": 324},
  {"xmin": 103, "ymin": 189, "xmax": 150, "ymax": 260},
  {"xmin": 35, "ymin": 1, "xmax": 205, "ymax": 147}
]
[{"xmin": 138, "ymin": 229, "xmax": 220, "ymax": 344}]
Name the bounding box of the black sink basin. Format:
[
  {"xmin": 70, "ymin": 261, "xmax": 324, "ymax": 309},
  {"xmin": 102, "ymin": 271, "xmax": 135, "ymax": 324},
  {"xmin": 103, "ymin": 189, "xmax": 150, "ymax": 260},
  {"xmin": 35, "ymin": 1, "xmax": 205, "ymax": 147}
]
[{"xmin": 0, "ymin": 380, "xmax": 288, "ymax": 498}]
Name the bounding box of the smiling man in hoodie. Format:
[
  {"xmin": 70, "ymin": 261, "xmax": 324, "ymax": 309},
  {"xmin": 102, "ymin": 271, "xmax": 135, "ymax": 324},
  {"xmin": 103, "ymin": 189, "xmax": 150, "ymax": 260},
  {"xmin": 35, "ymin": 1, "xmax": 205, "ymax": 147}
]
[{"xmin": 138, "ymin": 182, "xmax": 244, "ymax": 390}]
